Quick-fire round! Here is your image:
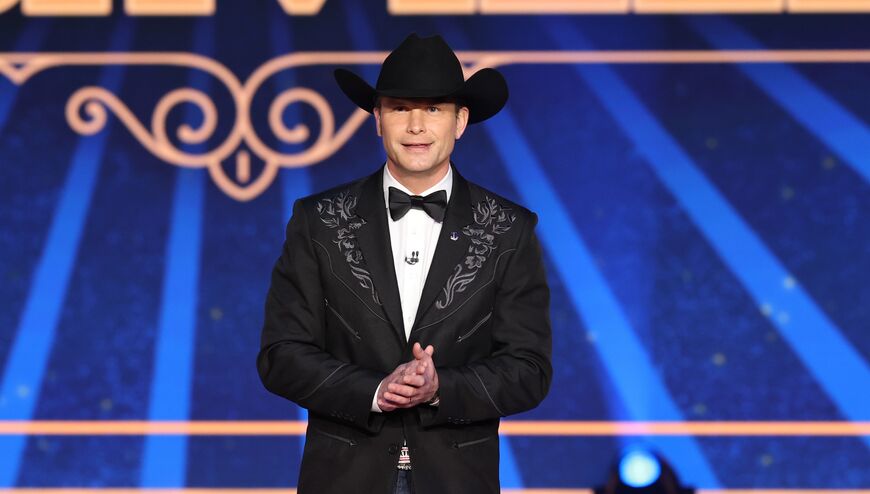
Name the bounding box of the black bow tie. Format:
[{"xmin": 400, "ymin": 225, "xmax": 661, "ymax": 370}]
[{"xmin": 388, "ymin": 186, "xmax": 448, "ymax": 222}]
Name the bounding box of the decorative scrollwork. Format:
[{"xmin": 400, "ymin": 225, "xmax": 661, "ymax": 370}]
[
  {"xmin": 316, "ymin": 190, "xmax": 380, "ymax": 306},
  {"xmin": 437, "ymin": 195, "xmax": 516, "ymax": 310},
  {"xmin": 66, "ymin": 86, "xmax": 219, "ymax": 167},
  {"xmin": 0, "ymin": 51, "xmax": 386, "ymax": 201}
]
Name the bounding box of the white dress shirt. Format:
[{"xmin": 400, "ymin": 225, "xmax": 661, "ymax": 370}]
[{"xmin": 371, "ymin": 162, "xmax": 453, "ymax": 413}]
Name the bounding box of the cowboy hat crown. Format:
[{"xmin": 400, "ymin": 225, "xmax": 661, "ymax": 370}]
[{"xmin": 334, "ymin": 33, "xmax": 508, "ymax": 124}]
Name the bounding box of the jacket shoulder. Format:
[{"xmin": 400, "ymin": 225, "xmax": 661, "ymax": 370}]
[
  {"xmin": 280, "ymin": 174, "xmax": 372, "ymax": 242},
  {"xmin": 465, "ymin": 180, "xmax": 538, "ymax": 227}
]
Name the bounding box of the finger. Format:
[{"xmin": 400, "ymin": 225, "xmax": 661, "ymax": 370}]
[
  {"xmin": 378, "ymin": 399, "xmax": 397, "ymax": 412},
  {"xmin": 421, "ymin": 365, "xmax": 434, "ymax": 381},
  {"xmin": 405, "ymin": 368, "xmax": 424, "ymax": 380},
  {"xmin": 412, "ymin": 342, "xmax": 425, "ymax": 360},
  {"xmin": 402, "ymin": 374, "xmax": 425, "ymax": 387},
  {"xmin": 417, "ymin": 349, "xmax": 433, "ymax": 364},
  {"xmin": 400, "ymin": 362, "xmax": 421, "ymax": 377},
  {"xmin": 379, "ymin": 391, "xmax": 406, "ymax": 404},
  {"xmin": 384, "ymin": 391, "xmax": 413, "ymax": 404},
  {"xmin": 387, "ymin": 383, "xmax": 417, "ymax": 397},
  {"xmin": 414, "ymin": 353, "xmax": 431, "ymax": 368},
  {"xmin": 425, "ymin": 345, "xmax": 434, "ymax": 356}
]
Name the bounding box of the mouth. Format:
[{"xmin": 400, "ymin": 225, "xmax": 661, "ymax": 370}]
[{"xmin": 402, "ymin": 143, "xmax": 432, "ymax": 152}]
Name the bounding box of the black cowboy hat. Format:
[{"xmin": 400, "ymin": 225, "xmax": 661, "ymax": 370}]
[{"xmin": 334, "ymin": 33, "xmax": 508, "ymax": 124}]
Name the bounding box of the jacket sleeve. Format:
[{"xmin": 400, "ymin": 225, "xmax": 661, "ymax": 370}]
[
  {"xmin": 419, "ymin": 212, "xmax": 553, "ymax": 427},
  {"xmin": 257, "ymin": 198, "xmax": 385, "ymax": 432}
]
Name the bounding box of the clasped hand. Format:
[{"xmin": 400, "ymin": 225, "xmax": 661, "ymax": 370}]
[{"xmin": 377, "ymin": 342, "xmax": 439, "ymax": 412}]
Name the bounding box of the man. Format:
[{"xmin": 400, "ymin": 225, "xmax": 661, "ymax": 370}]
[{"xmin": 257, "ymin": 33, "xmax": 552, "ymax": 494}]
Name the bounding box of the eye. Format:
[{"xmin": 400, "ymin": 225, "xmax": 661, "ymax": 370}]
[
  {"xmin": 394, "ymin": 106, "xmax": 408, "ymax": 112},
  {"xmin": 427, "ymin": 106, "xmax": 440, "ymax": 113}
]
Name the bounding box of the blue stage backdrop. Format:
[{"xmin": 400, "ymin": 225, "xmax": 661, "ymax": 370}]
[{"xmin": 1, "ymin": 0, "xmax": 869, "ymax": 490}]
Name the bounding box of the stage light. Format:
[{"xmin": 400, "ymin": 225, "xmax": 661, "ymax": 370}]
[
  {"xmin": 594, "ymin": 448, "xmax": 694, "ymax": 494},
  {"xmin": 619, "ymin": 449, "xmax": 662, "ymax": 487}
]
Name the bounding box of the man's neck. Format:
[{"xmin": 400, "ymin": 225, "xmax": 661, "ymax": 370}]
[{"xmin": 386, "ymin": 161, "xmax": 450, "ymax": 195}]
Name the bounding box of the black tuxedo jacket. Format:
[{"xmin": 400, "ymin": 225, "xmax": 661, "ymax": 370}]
[{"xmin": 258, "ymin": 165, "xmax": 552, "ymax": 494}]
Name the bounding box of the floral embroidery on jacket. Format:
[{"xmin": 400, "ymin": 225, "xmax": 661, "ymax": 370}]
[
  {"xmin": 316, "ymin": 191, "xmax": 381, "ymax": 305},
  {"xmin": 436, "ymin": 195, "xmax": 516, "ymax": 309}
]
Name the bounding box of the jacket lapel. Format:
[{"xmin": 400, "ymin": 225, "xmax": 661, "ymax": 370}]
[
  {"xmin": 412, "ymin": 167, "xmax": 473, "ymax": 330},
  {"xmin": 355, "ymin": 167, "xmax": 407, "ymax": 343}
]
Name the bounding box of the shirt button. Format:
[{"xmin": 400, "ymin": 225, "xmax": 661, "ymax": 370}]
[{"xmin": 388, "ymin": 444, "xmax": 398, "ymax": 455}]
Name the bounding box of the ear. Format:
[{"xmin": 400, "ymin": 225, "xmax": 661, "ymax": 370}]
[
  {"xmin": 454, "ymin": 105, "xmax": 469, "ymax": 140},
  {"xmin": 373, "ymin": 106, "xmax": 382, "ymax": 137}
]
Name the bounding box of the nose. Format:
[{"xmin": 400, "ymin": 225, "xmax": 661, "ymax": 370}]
[{"xmin": 407, "ymin": 108, "xmax": 425, "ymax": 134}]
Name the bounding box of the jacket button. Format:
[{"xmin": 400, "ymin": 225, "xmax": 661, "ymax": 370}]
[{"xmin": 388, "ymin": 444, "xmax": 398, "ymax": 455}]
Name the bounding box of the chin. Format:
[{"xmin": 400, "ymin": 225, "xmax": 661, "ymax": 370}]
[
  {"xmin": 389, "ymin": 155, "xmax": 448, "ymax": 175},
  {"xmin": 398, "ymin": 162, "xmax": 435, "ymax": 173}
]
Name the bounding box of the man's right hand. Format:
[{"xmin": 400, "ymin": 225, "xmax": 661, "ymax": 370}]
[{"xmin": 377, "ymin": 343, "xmax": 438, "ymax": 412}]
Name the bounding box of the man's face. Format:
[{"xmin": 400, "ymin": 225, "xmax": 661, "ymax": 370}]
[{"xmin": 373, "ymin": 96, "xmax": 469, "ymax": 178}]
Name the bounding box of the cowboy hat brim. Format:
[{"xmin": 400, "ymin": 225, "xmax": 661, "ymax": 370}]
[{"xmin": 334, "ymin": 67, "xmax": 508, "ymax": 124}]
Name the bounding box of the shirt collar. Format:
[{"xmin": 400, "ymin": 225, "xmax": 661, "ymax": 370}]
[{"xmin": 382, "ymin": 162, "xmax": 453, "ymax": 214}]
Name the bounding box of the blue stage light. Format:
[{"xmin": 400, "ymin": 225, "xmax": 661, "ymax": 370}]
[
  {"xmin": 596, "ymin": 448, "xmax": 692, "ymax": 494},
  {"xmin": 618, "ymin": 450, "xmax": 662, "ymax": 488}
]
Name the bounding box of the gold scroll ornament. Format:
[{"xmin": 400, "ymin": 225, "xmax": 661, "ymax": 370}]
[
  {"xmin": 2, "ymin": 50, "xmax": 870, "ymax": 201},
  {"xmin": 0, "ymin": 52, "xmax": 392, "ymax": 201}
]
